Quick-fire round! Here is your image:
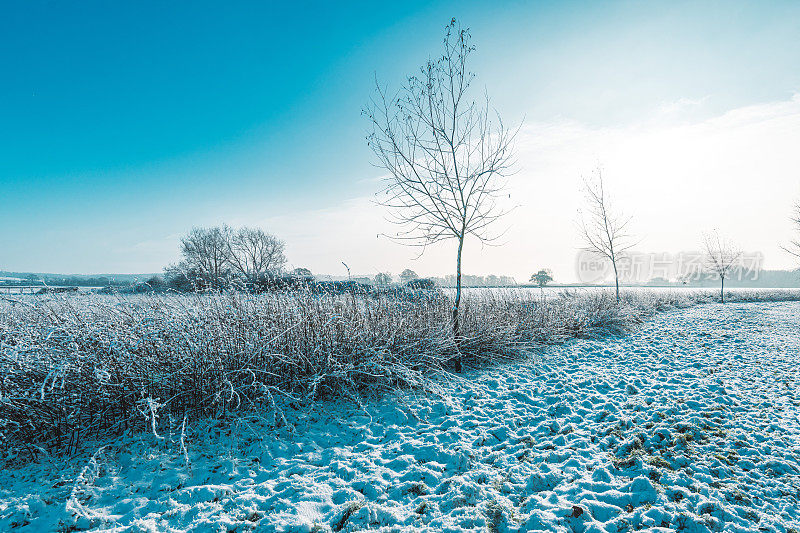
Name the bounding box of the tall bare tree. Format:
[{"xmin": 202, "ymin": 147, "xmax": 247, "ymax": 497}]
[
  {"xmin": 702, "ymin": 230, "xmax": 741, "ymax": 303},
  {"xmin": 227, "ymin": 227, "xmax": 286, "ymax": 280},
  {"xmin": 365, "ymin": 19, "xmax": 515, "ymax": 335},
  {"xmin": 180, "ymin": 226, "xmax": 233, "ymax": 286},
  {"xmin": 578, "ymin": 168, "xmax": 635, "ymax": 302}
]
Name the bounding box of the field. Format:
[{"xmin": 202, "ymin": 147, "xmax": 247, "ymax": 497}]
[{"xmin": 1, "ymin": 289, "xmax": 800, "ymax": 531}]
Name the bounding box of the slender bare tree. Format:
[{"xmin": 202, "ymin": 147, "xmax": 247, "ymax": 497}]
[
  {"xmin": 365, "ymin": 19, "xmax": 515, "ymax": 335},
  {"xmin": 227, "ymin": 227, "xmax": 286, "ymax": 280},
  {"xmin": 782, "ymin": 200, "xmax": 800, "ymax": 259},
  {"xmin": 578, "ymin": 168, "xmax": 635, "ymax": 302},
  {"xmin": 180, "ymin": 226, "xmax": 233, "ymax": 286},
  {"xmin": 702, "ymin": 230, "xmax": 742, "ymax": 303}
]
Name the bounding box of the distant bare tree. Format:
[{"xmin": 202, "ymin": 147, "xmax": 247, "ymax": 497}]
[
  {"xmin": 180, "ymin": 226, "xmax": 233, "ymax": 286},
  {"xmin": 399, "ymin": 269, "xmax": 419, "ymax": 285},
  {"xmin": 782, "ymin": 201, "xmax": 800, "ymax": 259},
  {"xmin": 702, "ymin": 230, "xmax": 742, "ymax": 303},
  {"xmin": 578, "ymin": 168, "xmax": 635, "ymax": 302},
  {"xmin": 227, "ymin": 227, "xmax": 286, "ymax": 280},
  {"xmin": 365, "ymin": 19, "xmax": 515, "ymax": 335},
  {"xmin": 374, "ymin": 272, "xmax": 392, "ymax": 286}
]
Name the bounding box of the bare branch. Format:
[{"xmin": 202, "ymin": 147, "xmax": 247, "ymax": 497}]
[
  {"xmin": 577, "ymin": 168, "xmax": 636, "ymax": 300},
  {"xmin": 782, "ymin": 201, "xmax": 800, "ymax": 259},
  {"xmin": 702, "ymin": 229, "xmax": 742, "ymax": 280},
  {"xmin": 227, "ymin": 227, "xmax": 287, "ymax": 280},
  {"xmin": 364, "ymin": 18, "xmax": 517, "ymax": 336},
  {"xmin": 364, "ymin": 19, "xmax": 515, "ymax": 250}
]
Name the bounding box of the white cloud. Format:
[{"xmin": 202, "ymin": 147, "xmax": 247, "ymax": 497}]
[{"xmin": 652, "ymin": 96, "xmax": 710, "ymax": 122}]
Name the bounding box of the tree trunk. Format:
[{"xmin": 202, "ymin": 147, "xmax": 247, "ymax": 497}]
[
  {"xmin": 453, "ymin": 236, "xmax": 464, "ymax": 337},
  {"xmin": 613, "ymin": 260, "xmax": 620, "ymax": 302},
  {"xmin": 720, "ymin": 276, "xmax": 724, "ymax": 304}
]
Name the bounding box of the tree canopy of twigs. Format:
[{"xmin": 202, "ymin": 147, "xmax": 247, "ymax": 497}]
[
  {"xmin": 702, "ymin": 229, "xmax": 742, "ymax": 303},
  {"xmin": 227, "ymin": 227, "xmax": 287, "ymax": 281},
  {"xmin": 176, "ymin": 225, "xmax": 286, "ymax": 288},
  {"xmin": 180, "ymin": 226, "xmax": 232, "ymax": 286},
  {"xmin": 364, "ymin": 18, "xmax": 516, "ymax": 336},
  {"xmin": 578, "ymin": 168, "xmax": 635, "ymax": 302}
]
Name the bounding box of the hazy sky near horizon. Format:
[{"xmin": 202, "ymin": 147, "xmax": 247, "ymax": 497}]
[{"xmin": 2, "ymin": 0, "xmax": 800, "ymax": 282}]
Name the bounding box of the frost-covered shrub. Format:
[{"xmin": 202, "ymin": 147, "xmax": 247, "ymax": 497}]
[{"xmin": 1, "ymin": 287, "xmax": 797, "ymax": 461}]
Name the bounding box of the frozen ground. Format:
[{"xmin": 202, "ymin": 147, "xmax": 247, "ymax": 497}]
[{"xmin": 2, "ymin": 302, "xmax": 800, "ymax": 532}]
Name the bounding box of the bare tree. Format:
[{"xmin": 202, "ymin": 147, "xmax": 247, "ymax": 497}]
[
  {"xmin": 702, "ymin": 230, "xmax": 742, "ymax": 303},
  {"xmin": 399, "ymin": 269, "xmax": 419, "ymax": 285},
  {"xmin": 365, "ymin": 19, "xmax": 515, "ymax": 335},
  {"xmin": 374, "ymin": 272, "xmax": 392, "ymax": 286},
  {"xmin": 180, "ymin": 226, "xmax": 233, "ymax": 286},
  {"xmin": 578, "ymin": 168, "xmax": 635, "ymax": 302},
  {"xmin": 782, "ymin": 201, "xmax": 800, "ymax": 259},
  {"xmin": 227, "ymin": 227, "xmax": 286, "ymax": 280}
]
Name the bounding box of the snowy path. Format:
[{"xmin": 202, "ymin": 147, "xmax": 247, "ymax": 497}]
[{"xmin": 3, "ymin": 302, "xmax": 800, "ymax": 532}]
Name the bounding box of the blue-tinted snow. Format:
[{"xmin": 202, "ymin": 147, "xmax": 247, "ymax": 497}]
[{"xmin": 2, "ymin": 302, "xmax": 799, "ymax": 531}]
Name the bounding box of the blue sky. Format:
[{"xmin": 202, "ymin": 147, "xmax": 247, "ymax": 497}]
[{"xmin": 2, "ymin": 1, "xmax": 800, "ymax": 278}]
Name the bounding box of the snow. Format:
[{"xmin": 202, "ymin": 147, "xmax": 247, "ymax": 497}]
[{"xmin": 2, "ymin": 302, "xmax": 800, "ymax": 532}]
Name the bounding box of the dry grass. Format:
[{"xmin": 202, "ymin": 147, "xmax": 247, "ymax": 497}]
[{"xmin": 0, "ymin": 287, "xmax": 797, "ymax": 461}]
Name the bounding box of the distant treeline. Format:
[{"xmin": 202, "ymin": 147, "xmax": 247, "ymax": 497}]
[
  {"xmin": 94, "ymin": 273, "xmax": 440, "ymax": 297},
  {"xmin": 431, "ymin": 274, "xmax": 517, "ymax": 287},
  {"xmin": 4, "ymin": 268, "xmax": 800, "ymax": 291},
  {"xmin": 0, "ymin": 272, "xmax": 146, "ymax": 287}
]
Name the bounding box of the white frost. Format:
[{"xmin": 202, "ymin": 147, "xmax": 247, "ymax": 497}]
[{"xmin": 2, "ymin": 302, "xmax": 799, "ymax": 532}]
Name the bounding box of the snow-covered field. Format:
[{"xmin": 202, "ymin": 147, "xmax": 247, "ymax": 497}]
[{"xmin": 2, "ymin": 302, "xmax": 800, "ymax": 532}]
